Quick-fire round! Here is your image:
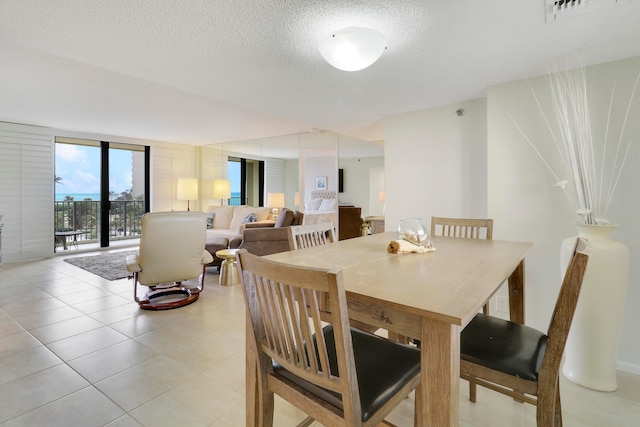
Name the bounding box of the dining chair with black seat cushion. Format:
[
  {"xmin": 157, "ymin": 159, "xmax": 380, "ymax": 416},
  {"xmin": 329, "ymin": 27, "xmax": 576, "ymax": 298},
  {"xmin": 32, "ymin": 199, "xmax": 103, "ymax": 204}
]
[
  {"xmin": 237, "ymin": 249, "xmax": 422, "ymax": 426},
  {"xmin": 460, "ymin": 237, "xmax": 590, "ymax": 427}
]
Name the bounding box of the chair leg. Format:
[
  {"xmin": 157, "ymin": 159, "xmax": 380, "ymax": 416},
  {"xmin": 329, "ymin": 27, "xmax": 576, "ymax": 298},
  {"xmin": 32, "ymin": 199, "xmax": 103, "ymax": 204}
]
[
  {"xmin": 469, "ymin": 380, "xmax": 477, "ymax": 403},
  {"xmin": 536, "ymin": 379, "xmax": 562, "ymax": 427},
  {"xmin": 554, "ymin": 377, "xmax": 562, "ymax": 427}
]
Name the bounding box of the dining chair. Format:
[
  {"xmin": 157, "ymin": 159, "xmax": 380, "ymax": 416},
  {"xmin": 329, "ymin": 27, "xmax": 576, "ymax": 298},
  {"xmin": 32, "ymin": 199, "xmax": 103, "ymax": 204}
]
[
  {"xmin": 460, "ymin": 238, "xmax": 590, "ymax": 426},
  {"xmin": 236, "ymin": 249, "xmax": 422, "ymax": 426},
  {"xmin": 431, "ymin": 216, "xmax": 493, "ymax": 314},
  {"xmin": 288, "ymin": 221, "xmax": 337, "ymax": 249},
  {"xmin": 431, "ymin": 216, "xmax": 493, "ymax": 239}
]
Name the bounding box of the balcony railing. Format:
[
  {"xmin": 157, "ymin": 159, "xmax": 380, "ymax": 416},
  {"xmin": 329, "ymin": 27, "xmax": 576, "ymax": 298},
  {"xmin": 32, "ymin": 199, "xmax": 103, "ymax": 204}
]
[
  {"xmin": 229, "ymin": 196, "xmax": 244, "ymax": 206},
  {"xmin": 54, "ymin": 200, "xmax": 145, "ymax": 246}
]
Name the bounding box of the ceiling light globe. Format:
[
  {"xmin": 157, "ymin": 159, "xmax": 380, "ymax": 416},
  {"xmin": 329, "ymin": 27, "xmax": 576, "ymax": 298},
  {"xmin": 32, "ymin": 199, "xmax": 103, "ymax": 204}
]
[{"xmin": 319, "ymin": 26, "xmax": 387, "ymax": 72}]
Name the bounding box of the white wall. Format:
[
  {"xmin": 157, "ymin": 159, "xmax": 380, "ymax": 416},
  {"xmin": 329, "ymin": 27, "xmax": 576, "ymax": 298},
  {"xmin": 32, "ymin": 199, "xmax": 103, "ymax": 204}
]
[
  {"xmin": 488, "ymin": 56, "xmax": 640, "ymax": 373},
  {"xmin": 384, "ymin": 98, "xmax": 488, "ymax": 231}
]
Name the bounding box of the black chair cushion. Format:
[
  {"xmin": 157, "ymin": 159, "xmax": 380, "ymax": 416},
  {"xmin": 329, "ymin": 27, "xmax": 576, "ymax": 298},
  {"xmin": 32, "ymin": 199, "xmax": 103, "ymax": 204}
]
[
  {"xmin": 460, "ymin": 313, "xmax": 548, "ymax": 381},
  {"xmin": 273, "ymin": 325, "xmax": 421, "ymax": 422}
]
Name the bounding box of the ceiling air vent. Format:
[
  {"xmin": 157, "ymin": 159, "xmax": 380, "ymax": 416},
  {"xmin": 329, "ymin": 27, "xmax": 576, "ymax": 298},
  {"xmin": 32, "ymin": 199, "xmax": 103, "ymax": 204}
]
[{"xmin": 545, "ymin": 0, "xmax": 624, "ymax": 21}]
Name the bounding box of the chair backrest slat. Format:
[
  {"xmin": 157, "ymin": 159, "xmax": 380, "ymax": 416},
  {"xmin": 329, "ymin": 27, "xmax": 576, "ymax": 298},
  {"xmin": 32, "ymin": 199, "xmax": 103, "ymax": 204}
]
[
  {"xmin": 431, "ymin": 217, "xmax": 493, "ymax": 240},
  {"xmin": 289, "ymin": 222, "xmax": 337, "ymax": 250}
]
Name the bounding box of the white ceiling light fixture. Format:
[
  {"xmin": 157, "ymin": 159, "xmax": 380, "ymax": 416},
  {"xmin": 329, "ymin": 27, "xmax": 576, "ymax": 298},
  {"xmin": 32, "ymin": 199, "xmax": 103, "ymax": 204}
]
[{"xmin": 318, "ymin": 26, "xmax": 388, "ymax": 72}]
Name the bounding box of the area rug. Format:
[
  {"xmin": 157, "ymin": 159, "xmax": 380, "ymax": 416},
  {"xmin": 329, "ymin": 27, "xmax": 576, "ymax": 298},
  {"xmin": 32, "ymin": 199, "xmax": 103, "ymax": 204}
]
[{"xmin": 64, "ymin": 250, "xmax": 138, "ymax": 280}]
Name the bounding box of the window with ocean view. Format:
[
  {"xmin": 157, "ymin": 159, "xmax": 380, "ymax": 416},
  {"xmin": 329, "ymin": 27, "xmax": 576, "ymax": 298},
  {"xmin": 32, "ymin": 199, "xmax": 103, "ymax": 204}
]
[{"xmin": 54, "ymin": 138, "xmax": 147, "ymax": 249}]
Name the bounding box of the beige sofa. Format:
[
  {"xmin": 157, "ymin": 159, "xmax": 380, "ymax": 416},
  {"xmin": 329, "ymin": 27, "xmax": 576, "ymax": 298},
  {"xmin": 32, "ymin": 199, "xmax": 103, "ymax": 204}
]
[
  {"xmin": 205, "ymin": 205, "xmax": 273, "ymax": 268},
  {"xmin": 206, "ymin": 205, "xmax": 273, "ymax": 238}
]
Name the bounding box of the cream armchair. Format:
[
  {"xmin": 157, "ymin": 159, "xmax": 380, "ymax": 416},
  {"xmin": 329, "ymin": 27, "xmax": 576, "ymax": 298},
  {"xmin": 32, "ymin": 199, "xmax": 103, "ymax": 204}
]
[{"xmin": 126, "ymin": 211, "xmax": 213, "ymax": 310}]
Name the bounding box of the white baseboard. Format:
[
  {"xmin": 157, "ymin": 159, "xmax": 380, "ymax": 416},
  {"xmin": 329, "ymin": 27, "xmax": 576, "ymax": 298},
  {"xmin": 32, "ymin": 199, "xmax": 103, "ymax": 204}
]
[{"xmin": 618, "ymin": 360, "xmax": 640, "ymax": 376}]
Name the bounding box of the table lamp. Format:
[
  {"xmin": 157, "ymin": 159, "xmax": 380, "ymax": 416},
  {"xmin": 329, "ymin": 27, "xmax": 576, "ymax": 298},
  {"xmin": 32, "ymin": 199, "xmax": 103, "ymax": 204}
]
[
  {"xmin": 213, "ymin": 179, "xmax": 231, "ymax": 205},
  {"xmin": 266, "ymin": 192, "xmax": 285, "ymax": 220},
  {"xmin": 177, "ymin": 178, "xmax": 198, "ymax": 211}
]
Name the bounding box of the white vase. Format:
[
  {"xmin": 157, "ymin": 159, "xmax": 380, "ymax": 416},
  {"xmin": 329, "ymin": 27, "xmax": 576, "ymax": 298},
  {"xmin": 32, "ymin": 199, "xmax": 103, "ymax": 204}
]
[{"xmin": 560, "ymin": 223, "xmax": 629, "ymax": 391}]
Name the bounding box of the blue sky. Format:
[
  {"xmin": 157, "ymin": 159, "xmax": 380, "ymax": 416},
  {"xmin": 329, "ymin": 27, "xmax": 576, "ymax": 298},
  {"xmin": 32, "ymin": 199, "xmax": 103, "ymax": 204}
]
[
  {"xmin": 228, "ymin": 161, "xmax": 241, "ymax": 193},
  {"xmin": 55, "ymin": 143, "xmax": 132, "ymax": 196}
]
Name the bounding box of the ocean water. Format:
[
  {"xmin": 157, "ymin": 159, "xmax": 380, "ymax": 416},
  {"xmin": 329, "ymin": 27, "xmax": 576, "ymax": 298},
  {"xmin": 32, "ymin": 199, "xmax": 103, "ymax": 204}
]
[
  {"xmin": 55, "ymin": 193, "xmax": 101, "ymax": 201},
  {"xmin": 55, "ymin": 191, "xmax": 241, "ymax": 202}
]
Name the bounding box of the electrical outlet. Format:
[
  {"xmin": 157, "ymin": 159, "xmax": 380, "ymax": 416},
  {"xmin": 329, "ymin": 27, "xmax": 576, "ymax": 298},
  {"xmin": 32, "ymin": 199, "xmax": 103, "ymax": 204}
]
[{"xmin": 496, "ymin": 296, "xmax": 508, "ymax": 313}]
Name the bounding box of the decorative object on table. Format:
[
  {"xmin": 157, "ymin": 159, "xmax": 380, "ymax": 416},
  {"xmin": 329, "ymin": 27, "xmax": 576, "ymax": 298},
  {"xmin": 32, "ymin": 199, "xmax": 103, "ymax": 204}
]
[
  {"xmin": 397, "ymin": 218, "xmax": 429, "ymax": 246},
  {"xmin": 64, "ymin": 250, "xmax": 138, "ymax": 280},
  {"xmin": 387, "ymin": 239, "xmax": 435, "ymax": 254},
  {"xmin": 561, "ymin": 223, "xmax": 629, "ymax": 391},
  {"xmin": 314, "ymin": 175, "xmax": 327, "ymax": 190},
  {"xmin": 511, "ymin": 59, "xmax": 636, "ymax": 391}
]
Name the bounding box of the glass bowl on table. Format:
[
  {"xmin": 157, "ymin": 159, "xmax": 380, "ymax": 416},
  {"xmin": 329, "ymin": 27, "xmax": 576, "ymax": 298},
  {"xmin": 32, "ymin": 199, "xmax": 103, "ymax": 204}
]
[{"xmin": 397, "ymin": 218, "xmax": 429, "ymax": 246}]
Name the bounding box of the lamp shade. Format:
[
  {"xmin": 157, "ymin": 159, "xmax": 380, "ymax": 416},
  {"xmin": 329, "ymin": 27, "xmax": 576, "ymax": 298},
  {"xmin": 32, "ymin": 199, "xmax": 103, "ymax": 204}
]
[
  {"xmin": 318, "ymin": 26, "xmax": 387, "ymax": 72},
  {"xmin": 213, "ymin": 179, "xmax": 231, "ymax": 199},
  {"xmin": 294, "ymin": 192, "xmax": 300, "ymax": 207},
  {"xmin": 379, "ymin": 190, "xmax": 386, "ymax": 202},
  {"xmin": 266, "ymin": 192, "xmax": 285, "ymax": 208},
  {"xmin": 176, "ymin": 178, "xmax": 198, "ymax": 200}
]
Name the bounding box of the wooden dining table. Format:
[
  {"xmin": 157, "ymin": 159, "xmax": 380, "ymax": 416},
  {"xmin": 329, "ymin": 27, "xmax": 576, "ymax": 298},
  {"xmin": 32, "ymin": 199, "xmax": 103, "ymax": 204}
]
[{"xmin": 248, "ymin": 231, "xmax": 533, "ymax": 426}]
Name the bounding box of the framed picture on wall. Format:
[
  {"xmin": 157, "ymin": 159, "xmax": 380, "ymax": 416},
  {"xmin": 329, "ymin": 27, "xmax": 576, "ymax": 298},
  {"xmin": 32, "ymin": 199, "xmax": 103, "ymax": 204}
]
[{"xmin": 315, "ymin": 176, "xmax": 327, "ymax": 190}]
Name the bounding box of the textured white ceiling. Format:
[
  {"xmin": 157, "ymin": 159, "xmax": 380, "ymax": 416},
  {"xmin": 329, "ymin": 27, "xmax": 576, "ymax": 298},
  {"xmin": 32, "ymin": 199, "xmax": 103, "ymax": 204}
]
[{"xmin": 1, "ymin": 0, "xmax": 639, "ymax": 146}]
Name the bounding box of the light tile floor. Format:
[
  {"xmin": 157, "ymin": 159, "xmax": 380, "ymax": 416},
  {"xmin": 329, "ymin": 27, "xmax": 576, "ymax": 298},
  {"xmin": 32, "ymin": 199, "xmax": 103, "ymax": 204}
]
[{"xmin": 1, "ymin": 248, "xmax": 639, "ymax": 426}]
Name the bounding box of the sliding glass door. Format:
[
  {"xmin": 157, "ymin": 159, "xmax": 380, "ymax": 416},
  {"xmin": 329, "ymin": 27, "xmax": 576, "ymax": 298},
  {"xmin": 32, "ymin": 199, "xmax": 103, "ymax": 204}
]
[
  {"xmin": 228, "ymin": 156, "xmax": 264, "ymax": 206},
  {"xmin": 54, "ymin": 137, "xmax": 149, "ymax": 249}
]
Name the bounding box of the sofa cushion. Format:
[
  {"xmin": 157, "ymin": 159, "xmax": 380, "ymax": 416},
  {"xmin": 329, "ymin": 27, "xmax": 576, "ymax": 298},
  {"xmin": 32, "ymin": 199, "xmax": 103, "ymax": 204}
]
[
  {"xmin": 275, "ymin": 208, "xmax": 295, "ymax": 228},
  {"xmin": 229, "ymin": 206, "xmax": 271, "ymax": 232},
  {"xmin": 208, "ymin": 206, "xmax": 234, "ymax": 229}
]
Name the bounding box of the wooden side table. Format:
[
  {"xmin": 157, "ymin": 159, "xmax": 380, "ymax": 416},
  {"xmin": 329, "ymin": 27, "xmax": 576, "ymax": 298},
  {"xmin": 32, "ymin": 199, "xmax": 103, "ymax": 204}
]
[
  {"xmin": 365, "ymin": 216, "xmax": 385, "ymax": 234},
  {"xmin": 215, "ymin": 248, "xmax": 240, "ymax": 286}
]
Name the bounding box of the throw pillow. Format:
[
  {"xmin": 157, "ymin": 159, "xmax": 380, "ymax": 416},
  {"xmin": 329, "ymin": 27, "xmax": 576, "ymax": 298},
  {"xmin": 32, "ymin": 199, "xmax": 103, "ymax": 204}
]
[
  {"xmin": 206, "ymin": 212, "xmax": 215, "ymax": 229},
  {"xmin": 304, "ymin": 198, "xmax": 322, "ymax": 211},
  {"xmin": 242, "ymin": 213, "xmax": 258, "ymax": 224},
  {"xmin": 319, "ymin": 198, "xmax": 337, "ymax": 211}
]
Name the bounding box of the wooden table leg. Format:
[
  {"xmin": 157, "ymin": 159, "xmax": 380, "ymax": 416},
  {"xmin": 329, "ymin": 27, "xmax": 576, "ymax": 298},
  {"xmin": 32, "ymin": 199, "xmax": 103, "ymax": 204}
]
[
  {"xmin": 508, "ymin": 259, "xmax": 525, "ymax": 324},
  {"xmin": 421, "ymin": 317, "xmax": 460, "ymax": 426}
]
